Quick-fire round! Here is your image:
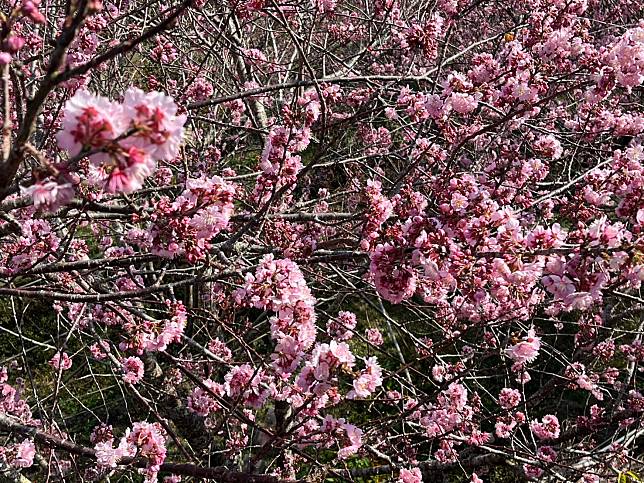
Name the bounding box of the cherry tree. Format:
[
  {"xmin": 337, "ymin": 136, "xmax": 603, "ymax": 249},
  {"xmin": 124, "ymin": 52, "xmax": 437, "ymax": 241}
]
[{"xmin": 0, "ymin": 0, "xmax": 643, "ymax": 481}]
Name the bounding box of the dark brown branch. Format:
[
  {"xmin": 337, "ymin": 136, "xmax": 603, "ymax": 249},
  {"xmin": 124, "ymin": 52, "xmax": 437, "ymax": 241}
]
[
  {"xmin": 0, "ymin": 414, "xmax": 291, "ymax": 482},
  {"xmin": 0, "ymin": 250, "xmax": 366, "ymax": 301},
  {"xmin": 0, "ymin": 0, "xmax": 91, "ymax": 198},
  {"xmin": 333, "ymin": 453, "xmax": 509, "ymax": 479},
  {"xmin": 55, "ymin": 0, "xmax": 193, "ymax": 84}
]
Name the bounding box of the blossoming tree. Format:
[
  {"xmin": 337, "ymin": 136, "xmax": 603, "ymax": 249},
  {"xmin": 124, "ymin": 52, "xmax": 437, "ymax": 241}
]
[{"xmin": 0, "ymin": 0, "xmax": 643, "ymax": 481}]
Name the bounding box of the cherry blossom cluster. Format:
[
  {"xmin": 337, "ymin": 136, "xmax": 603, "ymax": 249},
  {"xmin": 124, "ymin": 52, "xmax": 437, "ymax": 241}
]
[
  {"xmin": 146, "ymin": 176, "xmax": 237, "ymax": 261},
  {"xmin": 118, "ymin": 300, "xmax": 187, "ymax": 355},
  {"xmin": 227, "ymin": 255, "xmax": 383, "ymax": 458},
  {"xmin": 0, "ymin": 368, "xmax": 37, "ymax": 472},
  {"xmin": 251, "ymin": 88, "xmax": 321, "ymax": 206},
  {"xmin": 94, "ymin": 422, "xmax": 167, "ymax": 482},
  {"xmin": 23, "ymin": 87, "xmax": 186, "ymax": 211},
  {"xmin": 0, "ymin": 0, "xmax": 45, "ymax": 66}
]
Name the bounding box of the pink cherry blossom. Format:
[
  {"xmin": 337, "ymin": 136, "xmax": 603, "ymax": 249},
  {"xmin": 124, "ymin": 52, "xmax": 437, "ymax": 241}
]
[
  {"xmin": 370, "ymin": 243, "xmax": 417, "ymax": 303},
  {"xmin": 530, "ymin": 414, "xmax": 560, "ymax": 440},
  {"xmin": 498, "ymin": 388, "xmax": 522, "ymax": 409},
  {"xmin": 398, "ymin": 467, "xmax": 422, "ymax": 483},
  {"xmin": 49, "ymin": 352, "xmax": 72, "ymax": 371},
  {"xmin": 605, "ymin": 26, "xmax": 644, "ymax": 90},
  {"xmin": 57, "ymin": 90, "xmax": 127, "ymax": 160},
  {"xmin": 506, "ymin": 329, "xmax": 541, "ymax": 365},
  {"xmin": 95, "ymin": 437, "xmax": 136, "ymax": 468},
  {"xmin": 348, "ymin": 357, "xmax": 383, "ymax": 399},
  {"xmin": 366, "ymin": 328, "xmax": 384, "ymax": 346},
  {"xmin": 121, "ymin": 87, "xmax": 187, "ymax": 161},
  {"xmin": 327, "ymin": 311, "xmax": 357, "ymax": 340},
  {"xmin": 122, "ymin": 356, "xmax": 144, "ymax": 384},
  {"xmin": 21, "ymin": 181, "xmax": 74, "ymax": 211},
  {"xmin": 13, "ymin": 439, "xmax": 35, "ymax": 468},
  {"xmin": 104, "ymin": 147, "xmax": 155, "ymax": 194},
  {"xmin": 450, "ymin": 92, "xmax": 478, "ymax": 114}
]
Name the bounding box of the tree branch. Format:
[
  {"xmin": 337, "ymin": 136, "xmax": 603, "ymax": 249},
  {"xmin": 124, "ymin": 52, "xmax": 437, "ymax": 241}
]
[{"xmin": 0, "ymin": 414, "xmax": 292, "ymax": 482}]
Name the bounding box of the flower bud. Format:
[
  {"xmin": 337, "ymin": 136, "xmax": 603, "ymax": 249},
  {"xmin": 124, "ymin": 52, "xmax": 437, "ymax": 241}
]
[
  {"xmin": 3, "ymin": 35, "xmax": 25, "ymax": 53},
  {"xmin": 21, "ymin": 1, "xmax": 46, "ymax": 23},
  {"xmin": 0, "ymin": 52, "xmax": 13, "ymax": 65}
]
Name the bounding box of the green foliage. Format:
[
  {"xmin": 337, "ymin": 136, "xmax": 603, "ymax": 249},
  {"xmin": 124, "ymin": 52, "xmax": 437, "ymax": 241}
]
[{"xmin": 619, "ymin": 471, "xmax": 642, "ymax": 483}]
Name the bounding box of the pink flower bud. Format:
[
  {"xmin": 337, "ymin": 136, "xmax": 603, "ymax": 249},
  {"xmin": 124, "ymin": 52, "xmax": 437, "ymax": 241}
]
[
  {"xmin": 3, "ymin": 35, "xmax": 25, "ymax": 53},
  {"xmin": 21, "ymin": 0, "xmax": 35, "ymax": 13},
  {"xmin": 21, "ymin": 1, "xmax": 46, "ymax": 23},
  {"xmin": 0, "ymin": 52, "xmax": 12, "ymax": 65}
]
